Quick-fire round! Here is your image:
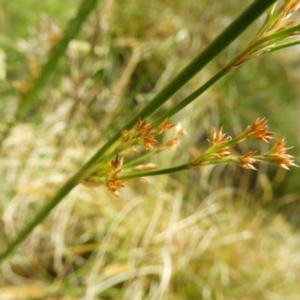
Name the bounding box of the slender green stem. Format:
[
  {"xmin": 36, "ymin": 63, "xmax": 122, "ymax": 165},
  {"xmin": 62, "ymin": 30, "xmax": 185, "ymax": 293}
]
[
  {"xmin": 269, "ymin": 39, "xmax": 300, "ymax": 52},
  {"xmin": 157, "ymin": 25, "xmax": 300, "ymax": 121},
  {"xmin": 152, "ymin": 65, "xmax": 230, "ymax": 126},
  {"xmin": 255, "ymin": 3, "xmax": 277, "ymax": 36},
  {"xmin": 123, "ymin": 151, "xmax": 158, "ymax": 169},
  {"xmin": 58, "ymin": 0, "xmax": 276, "ymax": 167},
  {"xmin": 267, "ymin": 25, "xmax": 300, "ymax": 42},
  {"xmin": 0, "ymin": 0, "xmax": 276, "ymax": 264},
  {"xmin": 190, "ymin": 134, "xmax": 244, "ymax": 166},
  {"xmin": 136, "ymin": 0, "xmax": 276, "ymax": 124},
  {"xmin": 120, "ymin": 156, "xmax": 240, "ymax": 180},
  {"xmin": 120, "ymin": 163, "xmax": 190, "ymax": 180}
]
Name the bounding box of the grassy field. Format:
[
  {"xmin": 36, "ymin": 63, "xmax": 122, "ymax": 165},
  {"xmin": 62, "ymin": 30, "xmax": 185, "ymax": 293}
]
[{"xmin": 0, "ymin": 0, "xmax": 300, "ymax": 299}]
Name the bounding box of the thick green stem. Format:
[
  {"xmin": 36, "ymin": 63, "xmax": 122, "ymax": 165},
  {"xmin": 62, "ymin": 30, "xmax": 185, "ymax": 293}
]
[{"xmin": 0, "ymin": 0, "xmax": 276, "ymax": 264}]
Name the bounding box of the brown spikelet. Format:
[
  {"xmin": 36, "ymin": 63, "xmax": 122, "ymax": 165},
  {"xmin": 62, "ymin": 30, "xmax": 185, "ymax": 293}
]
[
  {"xmin": 265, "ymin": 136, "xmax": 298, "ymax": 170},
  {"xmin": 239, "ymin": 151, "xmax": 260, "ymax": 170},
  {"xmin": 246, "ymin": 118, "xmax": 274, "ymax": 142},
  {"xmin": 111, "ymin": 154, "xmax": 123, "ymax": 171},
  {"xmin": 135, "ymin": 118, "xmax": 153, "ymax": 136},
  {"xmin": 106, "ymin": 175, "xmax": 124, "ymax": 198},
  {"xmin": 209, "ymin": 127, "xmax": 232, "ymax": 158},
  {"xmin": 157, "ymin": 119, "xmax": 176, "ymax": 134},
  {"xmin": 143, "ymin": 136, "xmax": 159, "ymax": 150},
  {"xmin": 134, "ymin": 118, "xmax": 159, "ymax": 150}
]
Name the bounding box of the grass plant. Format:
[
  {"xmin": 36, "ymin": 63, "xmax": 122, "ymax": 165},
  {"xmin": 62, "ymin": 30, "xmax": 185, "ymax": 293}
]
[{"xmin": 0, "ymin": 0, "xmax": 300, "ymax": 299}]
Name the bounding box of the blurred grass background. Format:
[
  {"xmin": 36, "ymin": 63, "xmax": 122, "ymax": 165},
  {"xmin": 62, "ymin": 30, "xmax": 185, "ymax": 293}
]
[{"xmin": 0, "ymin": 0, "xmax": 300, "ymax": 299}]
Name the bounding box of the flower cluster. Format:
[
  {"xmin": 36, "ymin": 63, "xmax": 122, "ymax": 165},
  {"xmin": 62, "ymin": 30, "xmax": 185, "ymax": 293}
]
[
  {"xmin": 239, "ymin": 151, "xmax": 260, "ymax": 170},
  {"xmin": 134, "ymin": 118, "xmax": 159, "ymax": 149},
  {"xmin": 92, "ymin": 118, "xmax": 297, "ymax": 198},
  {"xmin": 191, "ymin": 118, "xmax": 298, "ymax": 171},
  {"xmin": 244, "ymin": 118, "xmax": 274, "ymax": 142},
  {"xmin": 157, "ymin": 118, "xmax": 177, "ymax": 134},
  {"xmin": 105, "ymin": 118, "xmax": 177, "ymax": 196},
  {"xmin": 262, "ymin": 136, "xmax": 298, "ymax": 170},
  {"xmin": 122, "ymin": 118, "xmax": 176, "ymax": 150},
  {"xmin": 106, "ymin": 154, "xmax": 124, "ymax": 197},
  {"xmin": 231, "ymin": 0, "xmax": 300, "ymax": 67},
  {"xmin": 208, "ymin": 126, "xmax": 232, "ymax": 158}
]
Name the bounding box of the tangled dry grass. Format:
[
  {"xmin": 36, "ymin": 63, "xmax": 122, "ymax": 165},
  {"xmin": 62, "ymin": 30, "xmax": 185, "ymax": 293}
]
[{"xmin": 1, "ymin": 123, "xmax": 300, "ymax": 299}]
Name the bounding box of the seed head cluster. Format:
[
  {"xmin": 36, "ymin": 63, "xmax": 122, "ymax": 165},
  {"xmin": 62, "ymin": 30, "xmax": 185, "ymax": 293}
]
[
  {"xmin": 264, "ymin": 136, "xmax": 298, "ymax": 170},
  {"xmin": 208, "ymin": 126, "xmax": 232, "ymax": 158},
  {"xmin": 102, "ymin": 117, "xmax": 298, "ymax": 198},
  {"xmin": 231, "ymin": 1, "xmax": 300, "ymax": 67},
  {"xmin": 106, "ymin": 118, "xmax": 177, "ymax": 196},
  {"xmin": 239, "ymin": 151, "xmax": 260, "ymax": 170},
  {"xmin": 192, "ymin": 118, "xmax": 298, "ymax": 172},
  {"xmin": 106, "ymin": 154, "xmax": 124, "ymax": 198},
  {"xmin": 245, "ymin": 118, "xmax": 274, "ymax": 143}
]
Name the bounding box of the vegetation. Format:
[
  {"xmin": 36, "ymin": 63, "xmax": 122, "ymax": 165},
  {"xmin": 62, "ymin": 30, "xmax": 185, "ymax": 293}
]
[{"xmin": 0, "ymin": 0, "xmax": 299, "ymax": 299}]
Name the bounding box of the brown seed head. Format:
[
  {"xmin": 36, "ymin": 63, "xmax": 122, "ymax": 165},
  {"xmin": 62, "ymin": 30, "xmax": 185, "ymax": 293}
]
[
  {"xmin": 106, "ymin": 174, "xmax": 124, "ymax": 198},
  {"xmin": 142, "ymin": 135, "xmax": 159, "ymax": 150},
  {"xmin": 266, "ymin": 136, "xmax": 298, "ymax": 170},
  {"xmin": 135, "ymin": 118, "xmax": 153, "ymax": 136},
  {"xmin": 210, "ymin": 126, "xmax": 229, "ymax": 146},
  {"xmin": 111, "ymin": 154, "xmax": 123, "ymax": 171},
  {"xmin": 133, "ymin": 118, "xmax": 161, "ymax": 150},
  {"xmin": 239, "ymin": 151, "xmax": 260, "ymax": 170},
  {"xmin": 209, "ymin": 126, "xmax": 232, "ymax": 158},
  {"xmin": 157, "ymin": 119, "xmax": 176, "ymax": 134},
  {"xmin": 246, "ymin": 118, "xmax": 274, "ymax": 142}
]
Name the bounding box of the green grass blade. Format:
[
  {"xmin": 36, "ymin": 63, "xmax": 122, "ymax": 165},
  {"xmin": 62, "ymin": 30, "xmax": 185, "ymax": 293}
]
[
  {"xmin": 76, "ymin": 0, "xmax": 277, "ymax": 166},
  {"xmin": 0, "ymin": 0, "xmax": 276, "ymax": 264},
  {"xmin": 135, "ymin": 0, "xmax": 276, "ymax": 122},
  {"xmin": 269, "ymin": 39, "xmax": 300, "ymax": 52},
  {"xmin": 16, "ymin": 0, "xmax": 99, "ymax": 120},
  {"xmin": 0, "ymin": 0, "xmax": 98, "ymax": 146}
]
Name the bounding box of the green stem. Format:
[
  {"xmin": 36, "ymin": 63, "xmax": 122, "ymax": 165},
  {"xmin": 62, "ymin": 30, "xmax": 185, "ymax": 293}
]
[
  {"xmin": 123, "ymin": 151, "xmax": 158, "ymax": 169},
  {"xmin": 190, "ymin": 133, "xmax": 247, "ymax": 166},
  {"xmin": 269, "ymin": 39, "xmax": 300, "ymax": 52},
  {"xmin": 255, "ymin": 3, "xmax": 277, "ymax": 36},
  {"xmin": 0, "ymin": 0, "xmax": 276, "ymax": 264},
  {"xmin": 120, "ymin": 156, "xmax": 240, "ymax": 180},
  {"xmin": 120, "ymin": 163, "xmax": 190, "ymax": 180},
  {"xmin": 152, "ymin": 65, "xmax": 230, "ymax": 126},
  {"xmin": 267, "ymin": 25, "xmax": 300, "ymax": 42}
]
